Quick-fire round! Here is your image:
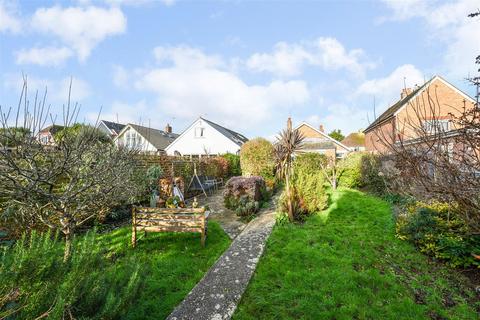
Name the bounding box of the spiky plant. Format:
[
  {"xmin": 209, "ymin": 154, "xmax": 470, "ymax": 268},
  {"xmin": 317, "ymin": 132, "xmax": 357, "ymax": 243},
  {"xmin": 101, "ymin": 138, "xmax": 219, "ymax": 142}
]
[{"xmin": 274, "ymin": 119, "xmax": 304, "ymax": 221}]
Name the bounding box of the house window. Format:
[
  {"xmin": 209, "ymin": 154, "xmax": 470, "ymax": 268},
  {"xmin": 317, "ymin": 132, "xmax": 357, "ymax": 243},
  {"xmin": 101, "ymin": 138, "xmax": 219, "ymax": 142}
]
[
  {"xmin": 195, "ymin": 127, "xmax": 205, "ymax": 138},
  {"xmin": 422, "ymin": 120, "xmax": 449, "ymax": 134}
]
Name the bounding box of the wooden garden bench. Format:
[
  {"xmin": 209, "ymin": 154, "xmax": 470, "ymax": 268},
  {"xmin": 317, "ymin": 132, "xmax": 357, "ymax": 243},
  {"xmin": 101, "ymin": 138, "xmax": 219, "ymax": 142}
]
[{"xmin": 131, "ymin": 207, "xmax": 209, "ymax": 248}]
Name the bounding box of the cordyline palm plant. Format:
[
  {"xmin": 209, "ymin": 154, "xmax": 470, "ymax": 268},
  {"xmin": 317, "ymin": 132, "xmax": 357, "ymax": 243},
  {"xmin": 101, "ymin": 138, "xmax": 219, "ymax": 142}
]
[{"xmin": 274, "ymin": 118, "xmax": 304, "ymax": 221}]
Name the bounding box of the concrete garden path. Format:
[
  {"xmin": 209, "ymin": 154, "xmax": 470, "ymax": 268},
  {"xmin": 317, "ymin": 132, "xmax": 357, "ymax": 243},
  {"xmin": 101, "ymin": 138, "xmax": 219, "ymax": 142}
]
[
  {"xmin": 167, "ymin": 199, "xmax": 277, "ymax": 320},
  {"xmin": 196, "ymin": 188, "xmax": 247, "ymax": 239}
]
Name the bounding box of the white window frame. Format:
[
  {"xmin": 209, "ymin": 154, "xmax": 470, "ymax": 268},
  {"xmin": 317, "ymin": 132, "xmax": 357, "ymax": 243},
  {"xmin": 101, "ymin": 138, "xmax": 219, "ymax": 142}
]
[
  {"xmin": 195, "ymin": 127, "xmax": 205, "ymax": 138},
  {"xmin": 422, "ymin": 119, "xmax": 449, "ymax": 134}
]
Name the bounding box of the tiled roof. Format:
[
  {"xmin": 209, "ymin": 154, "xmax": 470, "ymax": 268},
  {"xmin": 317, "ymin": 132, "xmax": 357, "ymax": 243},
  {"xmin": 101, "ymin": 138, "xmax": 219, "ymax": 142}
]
[
  {"xmin": 341, "ymin": 132, "xmax": 365, "ymax": 147},
  {"xmin": 201, "ymin": 117, "xmax": 248, "ymax": 146},
  {"xmin": 38, "ymin": 125, "xmax": 64, "ymax": 134},
  {"xmin": 101, "ymin": 120, "xmax": 125, "ymax": 135},
  {"xmin": 129, "ymin": 124, "xmax": 179, "ymax": 150},
  {"xmin": 364, "ymin": 81, "xmax": 429, "ymax": 133}
]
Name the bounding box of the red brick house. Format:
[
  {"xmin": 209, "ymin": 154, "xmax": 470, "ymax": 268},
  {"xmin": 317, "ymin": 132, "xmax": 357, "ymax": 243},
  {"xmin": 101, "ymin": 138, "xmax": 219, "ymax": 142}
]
[
  {"xmin": 295, "ymin": 122, "xmax": 351, "ymax": 159},
  {"xmin": 364, "ymin": 75, "xmax": 477, "ymax": 153},
  {"xmin": 37, "ymin": 125, "xmax": 64, "ymax": 146}
]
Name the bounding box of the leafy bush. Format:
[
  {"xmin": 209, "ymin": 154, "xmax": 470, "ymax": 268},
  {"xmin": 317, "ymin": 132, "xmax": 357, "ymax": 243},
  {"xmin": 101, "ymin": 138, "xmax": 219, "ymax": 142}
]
[
  {"xmin": 278, "ymin": 153, "xmax": 329, "ymax": 221},
  {"xmin": 240, "ymin": 138, "xmax": 275, "ymax": 182},
  {"xmin": 0, "ymin": 230, "xmax": 141, "ymax": 319},
  {"xmin": 293, "ymin": 153, "xmax": 327, "ymax": 173},
  {"xmin": 200, "ymin": 157, "xmax": 229, "ymax": 178},
  {"xmin": 360, "ymin": 153, "xmax": 387, "ymax": 194},
  {"xmin": 221, "ymin": 153, "xmax": 241, "ymax": 177},
  {"xmin": 146, "ymin": 165, "xmax": 164, "ymax": 195},
  {"xmin": 396, "ymin": 201, "xmax": 480, "ymax": 268},
  {"xmin": 337, "ymin": 152, "xmax": 365, "ymax": 188},
  {"xmin": 224, "ymin": 176, "xmax": 268, "ymax": 216}
]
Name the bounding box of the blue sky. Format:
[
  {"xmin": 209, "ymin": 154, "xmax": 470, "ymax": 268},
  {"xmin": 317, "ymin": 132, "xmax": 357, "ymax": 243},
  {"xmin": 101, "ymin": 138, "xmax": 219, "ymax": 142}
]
[{"xmin": 1, "ymin": 0, "xmax": 479, "ymax": 139}]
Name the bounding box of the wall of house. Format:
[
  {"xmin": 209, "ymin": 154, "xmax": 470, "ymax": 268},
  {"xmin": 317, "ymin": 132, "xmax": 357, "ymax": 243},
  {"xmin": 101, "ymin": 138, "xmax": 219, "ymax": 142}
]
[
  {"xmin": 365, "ymin": 118, "xmax": 395, "ymax": 153},
  {"xmin": 165, "ymin": 119, "xmax": 242, "ymax": 156},
  {"xmin": 365, "ymin": 78, "xmax": 476, "ymax": 153},
  {"xmin": 97, "ymin": 122, "xmax": 113, "ymax": 138},
  {"xmin": 297, "ymin": 124, "xmax": 350, "ymax": 158},
  {"xmin": 116, "ymin": 126, "xmax": 157, "ymax": 152},
  {"xmin": 37, "ymin": 132, "xmax": 54, "ymax": 145},
  {"xmin": 297, "ymin": 124, "xmax": 325, "ymax": 139},
  {"xmin": 395, "ymin": 78, "xmax": 476, "ymax": 141}
]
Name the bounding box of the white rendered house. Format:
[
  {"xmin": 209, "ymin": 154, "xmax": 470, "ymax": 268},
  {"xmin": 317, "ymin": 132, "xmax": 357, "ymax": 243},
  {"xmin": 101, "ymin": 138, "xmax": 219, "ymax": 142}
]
[{"xmin": 165, "ymin": 117, "xmax": 248, "ymax": 156}]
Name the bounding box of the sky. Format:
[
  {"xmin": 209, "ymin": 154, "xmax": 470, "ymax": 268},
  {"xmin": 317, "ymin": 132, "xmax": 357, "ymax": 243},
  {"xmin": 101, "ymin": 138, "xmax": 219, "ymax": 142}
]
[{"xmin": 1, "ymin": 0, "xmax": 479, "ymax": 139}]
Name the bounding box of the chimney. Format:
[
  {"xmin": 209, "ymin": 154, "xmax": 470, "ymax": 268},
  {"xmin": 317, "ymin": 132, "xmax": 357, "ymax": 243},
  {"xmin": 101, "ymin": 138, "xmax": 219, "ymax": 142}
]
[
  {"xmin": 400, "ymin": 88, "xmax": 412, "ymax": 99},
  {"xmin": 165, "ymin": 123, "xmax": 172, "ymax": 134},
  {"xmin": 319, "ymin": 124, "xmax": 324, "ymax": 132},
  {"xmin": 287, "ymin": 117, "xmax": 292, "ymax": 131}
]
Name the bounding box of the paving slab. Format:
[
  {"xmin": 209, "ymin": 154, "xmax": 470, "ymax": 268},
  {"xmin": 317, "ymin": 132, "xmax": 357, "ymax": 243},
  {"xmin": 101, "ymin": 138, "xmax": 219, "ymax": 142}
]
[{"xmin": 167, "ymin": 203, "xmax": 276, "ymax": 320}]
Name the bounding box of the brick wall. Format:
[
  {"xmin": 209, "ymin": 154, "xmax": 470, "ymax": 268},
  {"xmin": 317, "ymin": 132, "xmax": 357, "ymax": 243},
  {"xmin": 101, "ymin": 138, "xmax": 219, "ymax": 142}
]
[{"xmin": 365, "ymin": 78, "xmax": 476, "ymax": 153}]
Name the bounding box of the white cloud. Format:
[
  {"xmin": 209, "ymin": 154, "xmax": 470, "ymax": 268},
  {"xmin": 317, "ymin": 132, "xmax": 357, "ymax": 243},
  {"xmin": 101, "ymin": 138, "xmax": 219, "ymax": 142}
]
[
  {"xmin": 246, "ymin": 37, "xmax": 375, "ymax": 77},
  {"xmin": 0, "ymin": 1, "xmax": 22, "ymax": 33},
  {"xmin": 357, "ymin": 64, "xmax": 424, "ymax": 115},
  {"xmin": 87, "ymin": 100, "xmax": 148, "ymax": 125},
  {"xmin": 153, "ymin": 45, "xmax": 224, "ymax": 69},
  {"xmin": 4, "ymin": 74, "xmax": 91, "ymax": 103},
  {"xmin": 381, "ymin": 0, "xmax": 480, "ymax": 78},
  {"xmin": 108, "ymin": 46, "xmax": 310, "ymax": 131},
  {"xmin": 31, "ymin": 6, "xmax": 126, "ymax": 61},
  {"xmin": 112, "ymin": 65, "xmax": 128, "ymax": 87},
  {"xmin": 15, "ymin": 46, "xmax": 73, "ymax": 66},
  {"xmin": 101, "ymin": 0, "xmax": 176, "ymax": 6},
  {"xmin": 306, "ymin": 104, "xmax": 369, "ymax": 134}
]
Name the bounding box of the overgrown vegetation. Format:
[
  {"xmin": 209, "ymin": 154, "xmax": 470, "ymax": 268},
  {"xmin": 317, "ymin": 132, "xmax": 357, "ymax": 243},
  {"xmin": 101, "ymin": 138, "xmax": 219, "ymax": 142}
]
[
  {"xmin": 0, "ymin": 80, "xmax": 143, "ymax": 260},
  {"xmin": 277, "ymin": 153, "xmax": 328, "ymax": 222},
  {"xmin": 240, "ymin": 138, "xmax": 276, "ymax": 186},
  {"xmin": 0, "ymin": 230, "xmax": 141, "ymax": 319},
  {"xmin": 1, "ymin": 223, "xmax": 230, "ymax": 320},
  {"xmin": 235, "ymin": 189, "xmax": 479, "ymax": 319},
  {"xmin": 396, "ymin": 201, "xmax": 480, "ymax": 268},
  {"xmin": 221, "ymin": 153, "xmax": 241, "ymax": 177},
  {"xmin": 224, "ymin": 176, "xmax": 269, "ymax": 217}
]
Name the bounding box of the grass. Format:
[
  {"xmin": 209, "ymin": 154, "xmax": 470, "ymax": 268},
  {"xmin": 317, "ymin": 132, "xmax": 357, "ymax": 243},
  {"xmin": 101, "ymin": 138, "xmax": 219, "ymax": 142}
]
[
  {"xmin": 1, "ymin": 221, "xmax": 230, "ymax": 320},
  {"xmin": 234, "ymin": 188, "xmax": 479, "ymax": 320},
  {"xmin": 98, "ymin": 222, "xmax": 230, "ymax": 319}
]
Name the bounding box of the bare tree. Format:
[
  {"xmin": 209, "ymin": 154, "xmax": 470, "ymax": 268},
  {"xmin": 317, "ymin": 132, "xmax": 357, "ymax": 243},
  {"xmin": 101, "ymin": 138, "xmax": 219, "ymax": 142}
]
[
  {"xmin": 372, "ymin": 84, "xmax": 480, "ymax": 233},
  {"xmin": 0, "ymin": 78, "xmax": 143, "ymax": 260}
]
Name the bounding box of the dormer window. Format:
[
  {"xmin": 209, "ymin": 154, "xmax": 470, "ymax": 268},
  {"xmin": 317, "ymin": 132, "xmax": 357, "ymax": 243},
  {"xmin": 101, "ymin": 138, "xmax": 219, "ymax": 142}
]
[{"xmin": 195, "ymin": 127, "xmax": 205, "ymax": 138}]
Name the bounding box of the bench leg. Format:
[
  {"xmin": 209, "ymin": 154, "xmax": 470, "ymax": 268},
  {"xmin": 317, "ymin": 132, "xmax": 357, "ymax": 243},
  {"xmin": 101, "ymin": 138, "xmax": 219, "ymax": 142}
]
[
  {"xmin": 201, "ymin": 229, "xmax": 206, "ymax": 247},
  {"xmin": 132, "ymin": 225, "xmax": 137, "ymax": 248}
]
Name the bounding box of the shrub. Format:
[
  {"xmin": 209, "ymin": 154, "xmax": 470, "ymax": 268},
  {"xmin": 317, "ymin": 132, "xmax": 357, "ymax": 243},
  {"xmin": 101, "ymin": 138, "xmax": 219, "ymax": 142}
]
[
  {"xmin": 221, "ymin": 153, "xmax": 241, "ymax": 177},
  {"xmin": 293, "ymin": 153, "xmax": 327, "ymax": 173},
  {"xmin": 0, "ymin": 230, "xmax": 141, "ymax": 319},
  {"xmin": 396, "ymin": 201, "xmax": 480, "ymax": 268},
  {"xmin": 278, "ymin": 153, "xmax": 329, "ymax": 221},
  {"xmin": 224, "ymin": 176, "xmax": 267, "ymax": 216},
  {"xmin": 146, "ymin": 165, "xmax": 164, "ymax": 195},
  {"xmin": 199, "ymin": 157, "xmax": 229, "ymax": 178},
  {"xmin": 360, "ymin": 153, "xmax": 387, "ymax": 194},
  {"xmin": 337, "ymin": 152, "xmax": 365, "ymax": 188},
  {"xmin": 240, "ymin": 138, "xmax": 275, "ymax": 182}
]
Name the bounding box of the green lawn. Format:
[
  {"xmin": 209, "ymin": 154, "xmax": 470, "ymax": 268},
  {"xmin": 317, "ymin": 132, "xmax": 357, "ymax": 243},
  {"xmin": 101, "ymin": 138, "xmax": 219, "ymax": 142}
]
[
  {"xmin": 1, "ymin": 221, "xmax": 230, "ymax": 320},
  {"xmin": 99, "ymin": 222, "xmax": 230, "ymax": 319},
  {"xmin": 234, "ymin": 188, "xmax": 479, "ymax": 320}
]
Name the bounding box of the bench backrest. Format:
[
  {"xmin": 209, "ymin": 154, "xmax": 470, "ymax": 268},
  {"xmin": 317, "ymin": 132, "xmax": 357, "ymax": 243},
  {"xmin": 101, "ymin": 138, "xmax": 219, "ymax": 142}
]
[{"xmin": 133, "ymin": 207, "xmax": 206, "ymax": 233}]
